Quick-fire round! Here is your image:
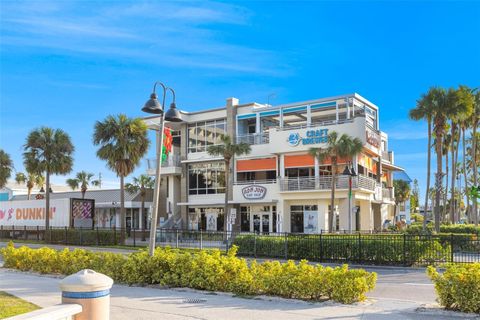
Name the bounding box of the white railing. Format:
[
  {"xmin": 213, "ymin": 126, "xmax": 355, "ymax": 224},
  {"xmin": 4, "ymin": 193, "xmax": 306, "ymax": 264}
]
[
  {"xmin": 146, "ymin": 155, "xmax": 182, "ymax": 170},
  {"xmin": 278, "ymin": 116, "xmax": 360, "ymax": 131},
  {"xmin": 236, "ymin": 132, "xmax": 269, "ymax": 145},
  {"xmin": 382, "ymin": 187, "xmax": 394, "ymax": 200},
  {"xmin": 279, "ymin": 175, "xmax": 377, "ymax": 192},
  {"xmin": 233, "ymin": 179, "xmax": 277, "ymax": 185},
  {"xmin": 8, "ymin": 304, "xmax": 82, "ymax": 320}
]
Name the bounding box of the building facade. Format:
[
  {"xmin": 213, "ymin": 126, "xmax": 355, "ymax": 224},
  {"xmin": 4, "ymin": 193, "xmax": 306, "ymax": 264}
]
[{"xmin": 144, "ymin": 93, "xmax": 404, "ymax": 233}]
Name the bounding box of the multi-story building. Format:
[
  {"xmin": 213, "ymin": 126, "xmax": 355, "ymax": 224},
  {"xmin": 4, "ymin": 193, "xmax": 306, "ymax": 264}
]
[{"xmin": 144, "ymin": 93, "xmax": 404, "ymax": 233}]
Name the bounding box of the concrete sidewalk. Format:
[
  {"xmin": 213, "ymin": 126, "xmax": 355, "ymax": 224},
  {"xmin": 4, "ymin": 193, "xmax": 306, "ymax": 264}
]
[{"xmin": 1, "ymin": 269, "xmax": 477, "ymax": 320}]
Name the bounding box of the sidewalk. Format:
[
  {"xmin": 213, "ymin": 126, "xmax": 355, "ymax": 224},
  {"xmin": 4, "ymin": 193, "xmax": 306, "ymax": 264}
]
[{"xmin": 1, "ymin": 269, "xmax": 477, "ymax": 320}]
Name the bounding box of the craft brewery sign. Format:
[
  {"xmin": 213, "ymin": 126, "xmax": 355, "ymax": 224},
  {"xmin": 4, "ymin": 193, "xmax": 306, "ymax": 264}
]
[
  {"xmin": 288, "ymin": 129, "xmax": 329, "ymax": 147},
  {"xmin": 242, "ymin": 185, "xmax": 267, "ymax": 200}
]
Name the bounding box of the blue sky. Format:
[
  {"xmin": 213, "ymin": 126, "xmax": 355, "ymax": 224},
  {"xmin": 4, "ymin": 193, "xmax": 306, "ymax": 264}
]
[{"xmin": 0, "ymin": 1, "xmax": 479, "ymax": 197}]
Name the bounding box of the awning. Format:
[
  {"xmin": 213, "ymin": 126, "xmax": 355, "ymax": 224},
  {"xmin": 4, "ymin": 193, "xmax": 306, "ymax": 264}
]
[
  {"xmin": 381, "ymin": 162, "xmax": 404, "ymax": 171},
  {"xmin": 284, "ymin": 154, "xmax": 315, "ymax": 168},
  {"xmin": 237, "ymin": 157, "xmax": 277, "ymax": 172}
]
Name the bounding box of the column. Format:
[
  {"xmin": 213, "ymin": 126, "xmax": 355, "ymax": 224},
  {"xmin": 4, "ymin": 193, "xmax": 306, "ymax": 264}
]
[
  {"xmin": 338, "ymin": 198, "xmax": 349, "ymax": 231},
  {"xmin": 279, "ymin": 154, "xmax": 285, "ymax": 178}
]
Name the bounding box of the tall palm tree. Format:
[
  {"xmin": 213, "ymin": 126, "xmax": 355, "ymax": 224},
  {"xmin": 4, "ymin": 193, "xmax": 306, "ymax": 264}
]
[
  {"xmin": 0, "ymin": 149, "xmax": 13, "ymax": 189},
  {"xmin": 409, "ymin": 91, "xmax": 435, "ymax": 230},
  {"xmin": 23, "ymin": 127, "xmax": 74, "ymax": 230},
  {"xmin": 449, "ymin": 86, "xmax": 474, "ymax": 223},
  {"xmin": 125, "ymin": 174, "xmax": 155, "ymax": 241},
  {"xmin": 309, "ymin": 131, "xmax": 363, "ymax": 233},
  {"xmin": 66, "ymin": 171, "xmax": 97, "ymax": 198},
  {"xmin": 207, "ymin": 135, "xmax": 251, "ymax": 231},
  {"xmin": 471, "ymin": 90, "xmax": 480, "ymax": 225},
  {"xmin": 15, "ymin": 172, "xmax": 44, "ymax": 200},
  {"xmin": 93, "ymin": 114, "xmax": 149, "ymax": 242}
]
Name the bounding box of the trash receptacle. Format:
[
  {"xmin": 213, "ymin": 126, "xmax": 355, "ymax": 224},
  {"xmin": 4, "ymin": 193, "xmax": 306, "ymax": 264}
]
[{"xmin": 60, "ymin": 269, "xmax": 114, "ymax": 320}]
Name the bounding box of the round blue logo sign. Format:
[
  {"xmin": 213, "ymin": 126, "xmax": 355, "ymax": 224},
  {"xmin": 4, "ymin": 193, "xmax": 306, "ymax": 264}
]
[{"xmin": 287, "ymin": 133, "xmax": 300, "ymax": 146}]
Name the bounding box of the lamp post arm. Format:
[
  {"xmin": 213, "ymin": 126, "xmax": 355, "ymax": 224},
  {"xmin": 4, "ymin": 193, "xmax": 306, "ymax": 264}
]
[
  {"xmin": 166, "ymin": 87, "xmax": 176, "ymax": 103},
  {"xmin": 153, "ymin": 82, "xmax": 168, "ymax": 108}
]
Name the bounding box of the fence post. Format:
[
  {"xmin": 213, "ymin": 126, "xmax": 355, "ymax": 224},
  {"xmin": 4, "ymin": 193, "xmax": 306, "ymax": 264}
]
[
  {"xmin": 96, "ymin": 227, "xmax": 99, "ymax": 246},
  {"xmin": 450, "ymin": 233, "xmax": 454, "ymax": 263},
  {"xmin": 403, "ymin": 233, "xmax": 407, "ymax": 266},
  {"xmin": 133, "ymin": 228, "xmax": 136, "ymax": 247},
  {"xmin": 358, "ymin": 233, "xmax": 362, "ymax": 263},
  {"xmin": 319, "ymin": 233, "xmax": 323, "ymax": 262},
  {"xmin": 284, "ymin": 232, "xmax": 288, "ymax": 260},
  {"xmin": 113, "ymin": 227, "xmax": 117, "ymax": 245},
  {"xmin": 0, "ymin": 225, "xmax": 2, "ymax": 239},
  {"xmin": 65, "ymin": 226, "xmax": 68, "ymax": 245},
  {"xmin": 176, "ymin": 229, "xmax": 179, "ymax": 248},
  {"xmin": 80, "ymin": 227, "xmax": 83, "ymax": 246},
  {"xmin": 36, "ymin": 226, "xmax": 39, "ymax": 241},
  {"xmin": 254, "ymin": 232, "xmax": 257, "ymax": 258},
  {"xmin": 24, "ymin": 226, "xmax": 27, "ymax": 240},
  {"xmin": 200, "ymin": 229, "xmax": 203, "ymax": 250},
  {"xmin": 12, "ymin": 225, "xmax": 15, "ymax": 240}
]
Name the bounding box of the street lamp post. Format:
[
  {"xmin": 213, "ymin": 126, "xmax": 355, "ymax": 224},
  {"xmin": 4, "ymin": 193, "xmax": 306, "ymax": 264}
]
[
  {"xmin": 343, "ymin": 162, "xmax": 357, "ymax": 233},
  {"xmin": 141, "ymin": 82, "xmax": 183, "ymax": 257}
]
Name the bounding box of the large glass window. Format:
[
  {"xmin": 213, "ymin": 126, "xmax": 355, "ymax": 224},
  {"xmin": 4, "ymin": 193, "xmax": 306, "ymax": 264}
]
[
  {"xmin": 188, "ymin": 162, "xmax": 225, "ymax": 195},
  {"xmin": 290, "ymin": 205, "xmax": 318, "ymax": 233},
  {"xmin": 237, "ymin": 170, "xmax": 276, "ymax": 182},
  {"xmin": 189, "ymin": 207, "xmax": 224, "ymax": 231},
  {"xmin": 188, "ymin": 119, "xmax": 226, "ymax": 153}
]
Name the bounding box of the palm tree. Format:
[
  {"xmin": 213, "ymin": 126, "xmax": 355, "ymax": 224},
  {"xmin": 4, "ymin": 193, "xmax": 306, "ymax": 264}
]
[
  {"xmin": 309, "ymin": 131, "xmax": 363, "ymax": 233},
  {"xmin": 66, "ymin": 171, "xmax": 96, "ymax": 198},
  {"xmin": 393, "ymin": 179, "xmax": 411, "ymax": 221},
  {"xmin": 471, "ymin": 90, "xmax": 480, "ymax": 225},
  {"xmin": 207, "ymin": 135, "xmax": 251, "ymax": 231},
  {"xmin": 0, "ymin": 149, "xmax": 13, "ymax": 189},
  {"xmin": 93, "ymin": 114, "xmax": 149, "ymax": 243},
  {"xmin": 409, "ymin": 90, "xmax": 435, "ymax": 231},
  {"xmin": 15, "ymin": 172, "xmax": 44, "ymax": 200},
  {"xmin": 125, "ymin": 174, "xmax": 155, "ymax": 241},
  {"xmin": 449, "ymin": 86, "xmax": 474, "ymax": 223},
  {"xmin": 23, "ymin": 127, "xmax": 74, "ymax": 231}
]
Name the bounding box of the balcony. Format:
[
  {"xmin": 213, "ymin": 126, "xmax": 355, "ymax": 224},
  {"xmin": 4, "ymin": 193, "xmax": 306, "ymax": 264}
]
[
  {"xmin": 146, "ymin": 155, "xmax": 182, "ymax": 175},
  {"xmin": 382, "ymin": 187, "xmax": 394, "ymax": 201},
  {"xmin": 382, "ymin": 150, "xmax": 394, "ymax": 163},
  {"xmin": 236, "ymin": 133, "xmax": 269, "ymax": 145},
  {"xmin": 279, "ymin": 175, "xmax": 377, "ymax": 192}
]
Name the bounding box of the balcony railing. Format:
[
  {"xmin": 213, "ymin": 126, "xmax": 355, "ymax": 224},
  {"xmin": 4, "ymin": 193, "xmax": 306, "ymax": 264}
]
[
  {"xmin": 279, "ymin": 175, "xmax": 377, "ymax": 192},
  {"xmin": 236, "ymin": 132, "xmax": 269, "ymax": 145},
  {"xmin": 233, "ymin": 179, "xmax": 277, "ymax": 185},
  {"xmin": 382, "ymin": 150, "xmax": 393, "ymax": 163},
  {"xmin": 146, "ymin": 155, "xmax": 182, "ymax": 170},
  {"xmin": 382, "ymin": 187, "xmax": 394, "ymax": 200}
]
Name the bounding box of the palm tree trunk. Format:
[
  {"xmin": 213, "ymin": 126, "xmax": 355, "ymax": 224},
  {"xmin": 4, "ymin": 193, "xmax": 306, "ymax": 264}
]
[
  {"xmin": 451, "ymin": 140, "xmax": 456, "ymax": 223},
  {"xmin": 435, "ymin": 132, "xmax": 443, "ymax": 233},
  {"xmin": 463, "ymin": 128, "xmax": 470, "ymax": 222},
  {"xmin": 224, "ymin": 159, "xmax": 230, "ymax": 232},
  {"xmin": 120, "ymin": 175, "xmax": 126, "ymax": 244},
  {"xmin": 423, "ymin": 121, "xmax": 432, "ymax": 231},
  {"xmin": 141, "ymin": 193, "xmax": 146, "ymax": 241},
  {"xmin": 27, "ymin": 187, "xmax": 31, "ymax": 201},
  {"xmin": 444, "ymin": 150, "xmax": 449, "ymax": 223},
  {"xmin": 330, "ymin": 162, "xmax": 337, "ymax": 233},
  {"xmin": 473, "ymin": 121, "xmax": 478, "ymax": 226},
  {"xmin": 45, "ymin": 171, "xmax": 50, "ymax": 240}
]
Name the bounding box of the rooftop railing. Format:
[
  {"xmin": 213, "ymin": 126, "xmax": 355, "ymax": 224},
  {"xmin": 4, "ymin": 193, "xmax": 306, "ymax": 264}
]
[
  {"xmin": 279, "ymin": 175, "xmax": 377, "ymax": 192},
  {"xmin": 146, "ymin": 155, "xmax": 182, "ymax": 170}
]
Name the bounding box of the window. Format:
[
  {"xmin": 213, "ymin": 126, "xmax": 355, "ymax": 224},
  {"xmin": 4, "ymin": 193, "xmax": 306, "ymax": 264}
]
[
  {"xmin": 240, "ymin": 206, "xmax": 250, "ymax": 232},
  {"xmin": 237, "ymin": 170, "xmax": 276, "ymax": 182},
  {"xmin": 290, "ymin": 205, "xmax": 318, "ymax": 233},
  {"xmin": 188, "ymin": 162, "xmax": 225, "ymax": 195},
  {"xmin": 188, "ymin": 119, "xmax": 226, "ymax": 153},
  {"xmin": 189, "ymin": 207, "xmax": 224, "ymax": 231}
]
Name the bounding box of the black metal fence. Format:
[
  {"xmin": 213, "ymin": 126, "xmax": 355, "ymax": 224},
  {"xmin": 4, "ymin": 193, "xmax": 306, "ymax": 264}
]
[{"xmin": 1, "ymin": 226, "xmax": 479, "ymax": 266}]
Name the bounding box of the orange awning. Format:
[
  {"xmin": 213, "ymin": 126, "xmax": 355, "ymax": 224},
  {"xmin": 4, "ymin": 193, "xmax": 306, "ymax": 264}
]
[
  {"xmin": 237, "ymin": 157, "xmax": 277, "ymax": 172},
  {"xmin": 284, "ymin": 154, "xmax": 315, "ymax": 168}
]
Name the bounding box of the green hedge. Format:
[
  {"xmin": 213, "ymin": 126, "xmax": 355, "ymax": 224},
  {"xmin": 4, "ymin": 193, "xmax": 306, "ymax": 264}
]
[
  {"xmin": 233, "ymin": 234, "xmax": 450, "ymax": 266},
  {"xmin": 0, "ymin": 242, "xmax": 376, "ymax": 304},
  {"xmin": 47, "ymin": 229, "xmax": 122, "ymax": 246},
  {"xmin": 406, "ymin": 224, "xmax": 480, "ymax": 235},
  {"xmin": 428, "ymin": 263, "xmax": 480, "ymax": 314}
]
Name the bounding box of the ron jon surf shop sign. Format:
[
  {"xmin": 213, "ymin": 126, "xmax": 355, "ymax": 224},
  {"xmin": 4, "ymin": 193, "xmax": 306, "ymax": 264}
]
[{"xmin": 242, "ymin": 185, "xmax": 267, "ymax": 200}]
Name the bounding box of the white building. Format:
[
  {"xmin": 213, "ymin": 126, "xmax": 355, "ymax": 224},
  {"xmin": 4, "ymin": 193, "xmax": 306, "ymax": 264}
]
[{"xmin": 145, "ymin": 93, "xmax": 404, "ymax": 233}]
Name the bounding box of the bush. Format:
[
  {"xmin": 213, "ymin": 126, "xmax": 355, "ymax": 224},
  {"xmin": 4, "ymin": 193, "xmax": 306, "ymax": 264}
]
[
  {"xmin": 427, "ymin": 263, "xmax": 480, "ymax": 314},
  {"xmin": 233, "ymin": 234, "xmax": 450, "ymax": 266},
  {"xmin": 406, "ymin": 224, "xmax": 480, "ymax": 235},
  {"xmin": 48, "ymin": 228, "xmax": 122, "ymax": 246},
  {"xmin": 0, "ymin": 242, "xmax": 376, "ymax": 304}
]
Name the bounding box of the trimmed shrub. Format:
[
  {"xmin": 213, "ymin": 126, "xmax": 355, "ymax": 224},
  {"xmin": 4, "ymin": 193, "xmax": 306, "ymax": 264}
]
[
  {"xmin": 427, "ymin": 263, "xmax": 480, "ymax": 314},
  {"xmin": 233, "ymin": 234, "xmax": 450, "ymax": 266},
  {"xmin": 48, "ymin": 228, "xmax": 123, "ymax": 246},
  {"xmin": 0, "ymin": 242, "xmax": 376, "ymax": 304},
  {"xmin": 406, "ymin": 224, "xmax": 480, "ymax": 235}
]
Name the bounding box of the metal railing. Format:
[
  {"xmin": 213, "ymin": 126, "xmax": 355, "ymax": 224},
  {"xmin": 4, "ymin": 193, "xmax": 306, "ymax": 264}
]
[
  {"xmin": 233, "ymin": 179, "xmax": 277, "ymax": 185},
  {"xmin": 279, "ymin": 175, "xmax": 377, "ymax": 192},
  {"xmin": 382, "ymin": 187, "xmax": 394, "ymax": 200},
  {"xmin": 146, "ymin": 155, "xmax": 182, "ymax": 170},
  {"xmin": 236, "ymin": 132, "xmax": 269, "ymax": 145}
]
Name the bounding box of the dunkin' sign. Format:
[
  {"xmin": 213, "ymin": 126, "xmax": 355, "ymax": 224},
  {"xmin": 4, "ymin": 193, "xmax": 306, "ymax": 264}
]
[{"xmin": 0, "ymin": 199, "xmax": 70, "ymax": 227}]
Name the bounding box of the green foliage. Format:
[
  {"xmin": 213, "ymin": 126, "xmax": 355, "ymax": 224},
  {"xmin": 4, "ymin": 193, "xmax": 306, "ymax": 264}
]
[
  {"xmin": 47, "ymin": 228, "xmax": 123, "ymax": 246},
  {"xmin": 0, "ymin": 242, "xmax": 376, "ymax": 304},
  {"xmin": 411, "ymin": 213, "xmax": 424, "ymax": 223},
  {"xmin": 406, "ymin": 223, "xmax": 480, "ymax": 235},
  {"xmin": 233, "ymin": 234, "xmax": 450, "ymax": 266},
  {"xmin": 0, "ymin": 149, "xmax": 14, "ymax": 189},
  {"xmin": 427, "ymin": 263, "xmax": 480, "ymax": 314}
]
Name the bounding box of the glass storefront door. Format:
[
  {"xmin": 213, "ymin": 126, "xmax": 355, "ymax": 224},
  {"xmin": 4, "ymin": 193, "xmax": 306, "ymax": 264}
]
[{"xmin": 252, "ymin": 212, "xmax": 271, "ymax": 233}]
